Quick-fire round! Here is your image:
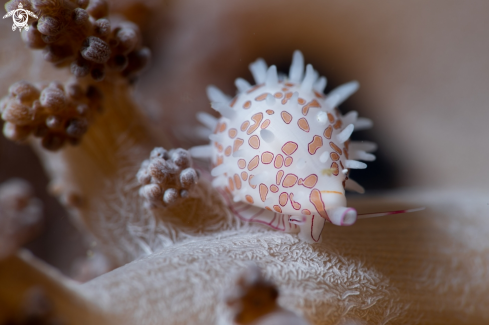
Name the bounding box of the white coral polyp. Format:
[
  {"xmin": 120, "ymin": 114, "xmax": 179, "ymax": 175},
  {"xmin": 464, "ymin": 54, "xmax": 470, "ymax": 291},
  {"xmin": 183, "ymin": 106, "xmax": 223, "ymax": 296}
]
[{"xmin": 192, "ymin": 51, "xmax": 375, "ymax": 243}]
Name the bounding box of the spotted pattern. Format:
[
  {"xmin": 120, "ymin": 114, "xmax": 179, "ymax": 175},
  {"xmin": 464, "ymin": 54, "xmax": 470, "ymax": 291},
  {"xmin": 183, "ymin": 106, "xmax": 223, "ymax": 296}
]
[
  {"xmin": 234, "ymin": 174, "xmax": 242, "ymax": 189},
  {"xmin": 238, "ymin": 159, "xmax": 246, "ymax": 169},
  {"xmin": 249, "ymin": 175, "xmax": 257, "ymax": 189},
  {"xmin": 210, "ymin": 79, "xmax": 356, "ymax": 237},
  {"xmin": 289, "ymin": 193, "xmax": 301, "ymax": 210},
  {"xmin": 228, "ymin": 128, "xmax": 237, "ymax": 138},
  {"xmin": 276, "ymin": 170, "xmax": 284, "ymax": 184},
  {"xmin": 297, "ymin": 118, "xmax": 310, "ymax": 132},
  {"xmin": 281, "ymin": 92, "xmax": 293, "ymax": 105},
  {"xmin": 219, "ymin": 123, "xmax": 227, "ymax": 133},
  {"xmin": 330, "ymin": 142, "xmax": 342, "ymax": 155},
  {"xmin": 282, "ymin": 142, "xmax": 298, "ymax": 156},
  {"xmin": 248, "ymin": 135, "xmax": 260, "ymax": 149},
  {"xmin": 281, "ymin": 111, "xmax": 292, "ymax": 124},
  {"xmin": 334, "ymin": 120, "xmax": 342, "ymax": 129},
  {"xmin": 233, "ymin": 138, "xmax": 244, "ymax": 152},
  {"xmin": 240, "ymin": 121, "xmax": 250, "ymax": 132},
  {"xmin": 309, "ymin": 188, "xmax": 330, "ymax": 221},
  {"xmin": 247, "ymin": 84, "xmax": 263, "ymax": 94},
  {"xmin": 330, "ymin": 162, "xmax": 339, "ymax": 176},
  {"xmin": 216, "ymin": 156, "xmax": 223, "ymax": 166},
  {"xmin": 214, "ymin": 123, "xmax": 220, "ymax": 134},
  {"xmin": 224, "ymin": 146, "xmax": 232, "ymax": 156},
  {"xmin": 261, "ymin": 119, "xmax": 271, "ymax": 129},
  {"xmin": 282, "ymin": 174, "xmax": 298, "ymax": 188},
  {"xmin": 241, "ymin": 171, "xmax": 248, "ymax": 181},
  {"xmin": 216, "ymin": 143, "xmax": 223, "ymax": 152},
  {"xmin": 308, "ymin": 136, "xmax": 323, "ymax": 155},
  {"xmin": 243, "ymin": 101, "xmax": 252, "ymax": 109},
  {"xmin": 261, "ymin": 152, "xmax": 274, "ymax": 164},
  {"xmin": 284, "ymin": 156, "xmax": 293, "ymax": 167},
  {"xmin": 324, "ymin": 126, "xmax": 333, "ymax": 139},
  {"xmin": 247, "ymin": 113, "xmax": 263, "ymax": 135},
  {"xmin": 300, "ymin": 174, "xmax": 318, "ymax": 188},
  {"xmin": 274, "ymin": 154, "xmax": 284, "ymax": 168},
  {"xmin": 259, "ymin": 184, "xmax": 268, "ymax": 202},
  {"xmin": 248, "ymin": 155, "xmax": 259, "ymax": 171},
  {"xmin": 279, "ymin": 192, "xmax": 288, "ymax": 206},
  {"xmin": 327, "ymin": 113, "xmax": 335, "ymax": 123},
  {"xmin": 302, "ymin": 99, "xmax": 321, "ymax": 115},
  {"xmin": 255, "ymin": 93, "xmax": 269, "ymax": 101}
]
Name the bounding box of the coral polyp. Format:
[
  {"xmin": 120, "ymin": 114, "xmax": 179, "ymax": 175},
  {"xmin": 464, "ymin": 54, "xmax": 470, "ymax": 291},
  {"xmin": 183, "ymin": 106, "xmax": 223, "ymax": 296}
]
[
  {"xmin": 192, "ymin": 51, "xmax": 376, "ymax": 243},
  {"xmin": 1, "ymin": 80, "xmax": 102, "ymax": 150},
  {"xmin": 137, "ymin": 147, "xmax": 199, "ymax": 209},
  {"xmin": 6, "ymin": 0, "xmax": 150, "ymax": 82}
]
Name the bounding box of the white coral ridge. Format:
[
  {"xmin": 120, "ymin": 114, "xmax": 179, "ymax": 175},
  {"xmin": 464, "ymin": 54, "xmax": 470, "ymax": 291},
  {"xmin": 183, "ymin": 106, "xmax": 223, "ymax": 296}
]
[{"xmin": 190, "ymin": 50, "xmax": 375, "ymax": 243}]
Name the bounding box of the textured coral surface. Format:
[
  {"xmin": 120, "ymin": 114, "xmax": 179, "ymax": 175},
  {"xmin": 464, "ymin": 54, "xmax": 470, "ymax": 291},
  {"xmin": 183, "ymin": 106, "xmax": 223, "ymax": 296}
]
[
  {"xmin": 77, "ymin": 190, "xmax": 489, "ymax": 324},
  {"xmin": 1, "ymin": 0, "xmax": 489, "ymax": 324}
]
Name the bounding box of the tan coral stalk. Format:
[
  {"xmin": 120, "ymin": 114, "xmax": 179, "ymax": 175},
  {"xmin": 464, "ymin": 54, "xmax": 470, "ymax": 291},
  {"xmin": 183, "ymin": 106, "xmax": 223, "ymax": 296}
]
[
  {"xmin": 0, "ymin": 179, "xmax": 43, "ymax": 260},
  {"xmin": 0, "ymin": 250, "xmax": 113, "ymax": 324},
  {"xmin": 30, "ymin": 79, "xmax": 230, "ymax": 265},
  {"xmin": 2, "ymin": 0, "xmax": 232, "ymax": 267}
]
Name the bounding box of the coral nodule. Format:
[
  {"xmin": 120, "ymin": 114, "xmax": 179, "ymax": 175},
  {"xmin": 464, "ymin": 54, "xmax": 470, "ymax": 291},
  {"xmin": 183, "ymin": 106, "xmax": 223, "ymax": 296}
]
[
  {"xmin": 1, "ymin": 80, "xmax": 102, "ymax": 150},
  {"xmin": 137, "ymin": 147, "xmax": 200, "ymax": 210},
  {"xmin": 7, "ymin": 0, "xmax": 150, "ymax": 82},
  {"xmin": 1, "ymin": 0, "xmax": 152, "ymax": 151}
]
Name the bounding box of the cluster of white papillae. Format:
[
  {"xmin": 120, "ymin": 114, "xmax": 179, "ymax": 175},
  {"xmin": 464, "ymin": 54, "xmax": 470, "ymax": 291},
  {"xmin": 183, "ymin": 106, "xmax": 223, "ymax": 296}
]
[
  {"xmin": 137, "ymin": 147, "xmax": 199, "ymax": 209},
  {"xmin": 190, "ymin": 51, "xmax": 377, "ymax": 243}
]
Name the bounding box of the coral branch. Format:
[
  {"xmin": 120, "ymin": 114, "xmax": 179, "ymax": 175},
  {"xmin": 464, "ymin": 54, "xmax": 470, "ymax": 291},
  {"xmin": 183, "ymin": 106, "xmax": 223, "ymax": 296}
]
[
  {"xmin": 26, "ymin": 80, "xmax": 230, "ymax": 265},
  {"xmin": 0, "ymin": 179, "xmax": 43, "ymax": 260},
  {"xmin": 1, "ymin": 80, "xmax": 102, "ymax": 150},
  {"xmin": 7, "ymin": 0, "xmax": 150, "ymax": 81},
  {"xmin": 1, "ymin": 0, "xmax": 230, "ymax": 268},
  {"xmin": 0, "ymin": 251, "xmax": 113, "ymax": 324},
  {"xmin": 4, "ymin": 287, "xmax": 66, "ymax": 325}
]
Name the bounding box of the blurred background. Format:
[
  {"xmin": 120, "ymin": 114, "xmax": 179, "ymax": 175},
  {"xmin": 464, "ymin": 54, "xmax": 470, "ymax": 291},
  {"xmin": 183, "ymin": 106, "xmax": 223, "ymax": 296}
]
[{"xmin": 1, "ymin": 0, "xmax": 488, "ymax": 275}]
